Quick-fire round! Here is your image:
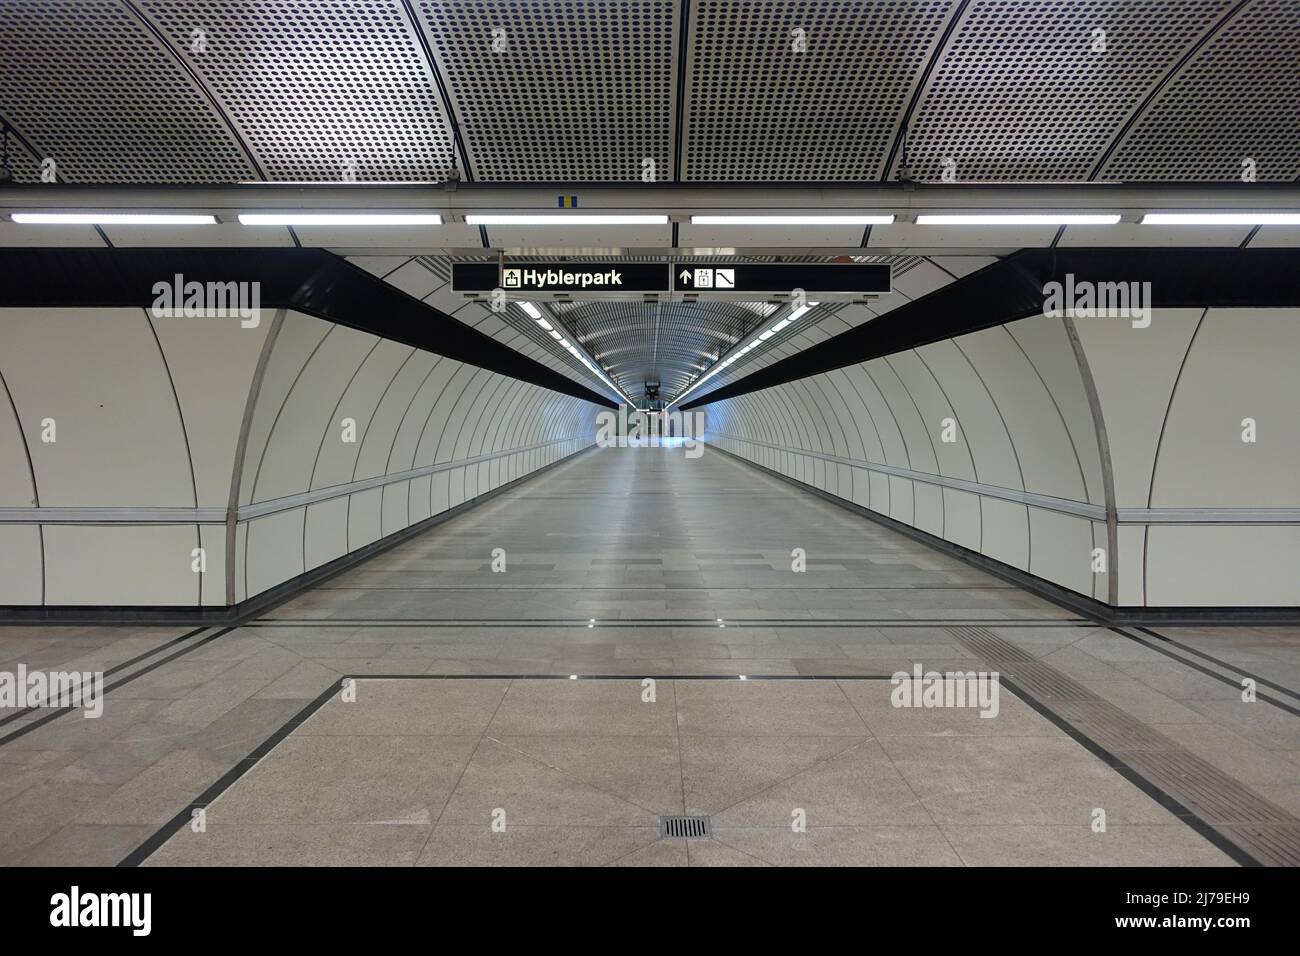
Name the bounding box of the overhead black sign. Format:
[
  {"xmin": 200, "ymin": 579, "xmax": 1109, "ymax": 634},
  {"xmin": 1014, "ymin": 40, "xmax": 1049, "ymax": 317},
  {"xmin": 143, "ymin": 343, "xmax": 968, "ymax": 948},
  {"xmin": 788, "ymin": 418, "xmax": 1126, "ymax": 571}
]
[
  {"xmin": 452, "ymin": 262, "xmax": 670, "ymax": 293},
  {"xmin": 673, "ymin": 262, "xmax": 891, "ymax": 294}
]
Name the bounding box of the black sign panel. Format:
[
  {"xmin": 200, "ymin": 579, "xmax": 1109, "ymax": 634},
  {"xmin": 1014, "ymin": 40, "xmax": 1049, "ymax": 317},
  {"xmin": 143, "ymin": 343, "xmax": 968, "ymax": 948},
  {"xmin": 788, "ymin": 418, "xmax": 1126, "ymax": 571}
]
[
  {"xmin": 673, "ymin": 262, "xmax": 891, "ymax": 294},
  {"xmin": 452, "ymin": 262, "xmax": 670, "ymax": 293}
]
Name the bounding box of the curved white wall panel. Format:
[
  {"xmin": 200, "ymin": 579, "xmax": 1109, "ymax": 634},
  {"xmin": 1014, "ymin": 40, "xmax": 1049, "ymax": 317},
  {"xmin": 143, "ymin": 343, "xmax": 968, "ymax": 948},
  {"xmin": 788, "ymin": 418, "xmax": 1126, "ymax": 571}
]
[
  {"xmin": 706, "ymin": 309, "xmax": 1300, "ymax": 608},
  {"xmin": 0, "ymin": 304, "xmax": 601, "ymax": 607},
  {"xmin": 1, "ymin": 308, "xmax": 195, "ymax": 508},
  {"xmin": 1149, "ymin": 309, "xmax": 1300, "ymax": 508}
]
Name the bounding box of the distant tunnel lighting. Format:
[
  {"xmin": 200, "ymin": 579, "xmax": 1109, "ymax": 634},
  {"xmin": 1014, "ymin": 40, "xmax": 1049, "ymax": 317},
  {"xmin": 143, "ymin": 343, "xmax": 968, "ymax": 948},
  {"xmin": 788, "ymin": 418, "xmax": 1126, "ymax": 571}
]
[
  {"xmin": 1140, "ymin": 212, "xmax": 1300, "ymax": 226},
  {"xmin": 519, "ymin": 301, "xmax": 542, "ymax": 319},
  {"xmin": 916, "ymin": 214, "xmax": 1121, "ymax": 225},
  {"xmin": 12, "ymin": 212, "xmax": 217, "ymax": 225},
  {"xmin": 691, "ymin": 214, "xmax": 895, "ymax": 225},
  {"xmin": 237, "ymin": 213, "xmax": 442, "ymax": 225},
  {"xmin": 463, "ymin": 214, "xmax": 668, "ymax": 225},
  {"xmin": 674, "ymin": 301, "xmax": 819, "ymax": 405}
]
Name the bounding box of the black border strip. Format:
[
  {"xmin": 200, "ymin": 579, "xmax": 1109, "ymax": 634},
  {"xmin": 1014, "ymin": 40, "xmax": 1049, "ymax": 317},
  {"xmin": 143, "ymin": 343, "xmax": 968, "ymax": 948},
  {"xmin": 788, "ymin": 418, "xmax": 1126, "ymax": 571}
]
[
  {"xmin": 0, "ymin": 625, "xmax": 207, "ymax": 730},
  {"xmin": 708, "ymin": 443, "xmax": 1300, "ymax": 626},
  {"xmin": 0, "ymin": 626, "xmax": 235, "ymax": 748},
  {"xmin": 118, "ymin": 672, "xmax": 1259, "ymax": 868},
  {"xmin": 1136, "ymin": 625, "xmax": 1300, "ymax": 701},
  {"xmin": 0, "ymin": 247, "xmax": 615, "ymax": 408},
  {"xmin": 683, "ymin": 247, "xmax": 1300, "ymax": 409},
  {"xmin": 119, "ymin": 673, "xmax": 897, "ymax": 867},
  {"xmin": 1106, "ymin": 626, "xmax": 1300, "ymax": 716},
  {"xmin": 997, "ymin": 674, "xmax": 1259, "ymax": 867}
]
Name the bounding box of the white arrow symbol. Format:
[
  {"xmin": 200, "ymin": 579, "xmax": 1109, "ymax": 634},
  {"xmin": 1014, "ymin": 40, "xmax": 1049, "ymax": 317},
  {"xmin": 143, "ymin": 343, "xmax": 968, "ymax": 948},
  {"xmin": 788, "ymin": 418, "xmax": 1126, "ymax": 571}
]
[{"xmin": 679, "ymin": 269, "xmax": 692, "ymax": 283}]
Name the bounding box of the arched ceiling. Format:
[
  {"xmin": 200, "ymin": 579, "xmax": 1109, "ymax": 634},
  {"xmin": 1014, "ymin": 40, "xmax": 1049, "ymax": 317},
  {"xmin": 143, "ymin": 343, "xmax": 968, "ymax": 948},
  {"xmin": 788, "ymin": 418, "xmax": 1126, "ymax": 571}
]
[
  {"xmin": 3, "ymin": 0, "xmax": 1297, "ymax": 185},
  {"xmin": 2, "ymin": 0, "xmax": 1297, "ymax": 405}
]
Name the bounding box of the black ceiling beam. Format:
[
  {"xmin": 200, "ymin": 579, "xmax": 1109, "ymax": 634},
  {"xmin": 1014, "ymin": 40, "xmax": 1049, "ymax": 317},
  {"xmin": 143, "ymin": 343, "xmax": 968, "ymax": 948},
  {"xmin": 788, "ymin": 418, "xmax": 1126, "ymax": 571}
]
[
  {"xmin": 682, "ymin": 247, "xmax": 1300, "ymax": 410},
  {"xmin": 0, "ymin": 247, "xmax": 616, "ymax": 408}
]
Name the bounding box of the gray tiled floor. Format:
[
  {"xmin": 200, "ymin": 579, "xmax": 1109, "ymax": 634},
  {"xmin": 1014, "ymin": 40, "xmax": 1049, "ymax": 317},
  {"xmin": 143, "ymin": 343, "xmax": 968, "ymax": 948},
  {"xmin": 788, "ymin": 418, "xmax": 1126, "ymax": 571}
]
[
  {"xmin": 143, "ymin": 678, "xmax": 1233, "ymax": 867},
  {"xmin": 2, "ymin": 446, "xmax": 1298, "ymax": 865}
]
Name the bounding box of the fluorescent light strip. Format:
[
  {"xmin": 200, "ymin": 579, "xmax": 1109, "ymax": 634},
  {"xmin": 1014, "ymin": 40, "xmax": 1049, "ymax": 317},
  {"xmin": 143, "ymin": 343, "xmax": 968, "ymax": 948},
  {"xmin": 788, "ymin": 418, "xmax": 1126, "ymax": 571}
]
[
  {"xmin": 237, "ymin": 213, "xmax": 442, "ymax": 225},
  {"xmin": 527, "ymin": 306, "xmax": 629, "ymax": 405},
  {"xmin": 12, "ymin": 212, "xmax": 217, "ymax": 225},
  {"xmin": 915, "ymin": 214, "xmax": 1118, "ymax": 225},
  {"xmin": 1141, "ymin": 212, "xmax": 1300, "ymax": 226},
  {"xmin": 675, "ymin": 302, "xmax": 818, "ymax": 404},
  {"xmin": 691, "ymin": 214, "xmax": 895, "ymax": 225},
  {"xmin": 916, "ymin": 214, "xmax": 1121, "ymax": 225},
  {"xmin": 464, "ymin": 214, "xmax": 667, "ymax": 225}
]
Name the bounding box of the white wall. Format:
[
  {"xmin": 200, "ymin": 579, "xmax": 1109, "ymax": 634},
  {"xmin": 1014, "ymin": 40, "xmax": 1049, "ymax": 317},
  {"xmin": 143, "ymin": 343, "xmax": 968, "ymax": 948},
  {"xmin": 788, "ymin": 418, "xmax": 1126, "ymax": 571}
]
[
  {"xmin": 0, "ymin": 307, "xmax": 601, "ymax": 607},
  {"xmin": 705, "ymin": 309, "xmax": 1300, "ymax": 608}
]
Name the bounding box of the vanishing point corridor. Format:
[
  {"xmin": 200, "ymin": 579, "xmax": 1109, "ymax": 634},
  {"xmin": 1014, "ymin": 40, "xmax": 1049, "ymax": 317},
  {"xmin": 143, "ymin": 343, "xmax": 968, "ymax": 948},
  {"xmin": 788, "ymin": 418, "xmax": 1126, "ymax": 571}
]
[{"xmin": 2, "ymin": 446, "xmax": 1296, "ymax": 867}]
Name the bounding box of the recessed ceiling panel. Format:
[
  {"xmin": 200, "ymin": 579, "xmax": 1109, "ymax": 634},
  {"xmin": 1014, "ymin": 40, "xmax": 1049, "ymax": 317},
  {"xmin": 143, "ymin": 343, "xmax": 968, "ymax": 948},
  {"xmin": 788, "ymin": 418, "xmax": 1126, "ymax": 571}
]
[
  {"xmin": 0, "ymin": 0, "xmax": 254, "ymax": 182},
  {"xmin": 1101, "ymin": 0, "xmax": 1300, "ymax": 182},
  {"xmin": 682, "ymin": 0, "xmax": 958, "ymax": 181},
  {"xmin": 556, "ymin": 298, "xmax": 776, "ymax": 399},
  {"xmin": 414, "ymin": 0, "xmax": 677, "ymax": 182},
  {"xmin": 137, "ymin": 0, "xmax": 455, "ymax": 181},
  {"xmin": 897, "ymin": 0, "xmax": 1237, "ymax": 183}
]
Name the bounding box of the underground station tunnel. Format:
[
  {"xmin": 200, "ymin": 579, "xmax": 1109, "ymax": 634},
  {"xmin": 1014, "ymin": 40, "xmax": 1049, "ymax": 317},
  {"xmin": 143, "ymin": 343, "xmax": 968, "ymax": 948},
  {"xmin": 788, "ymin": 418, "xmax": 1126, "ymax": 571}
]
[{"xmin": 0, "ymin": 0, "xmax": 1296, "ymax": 921}]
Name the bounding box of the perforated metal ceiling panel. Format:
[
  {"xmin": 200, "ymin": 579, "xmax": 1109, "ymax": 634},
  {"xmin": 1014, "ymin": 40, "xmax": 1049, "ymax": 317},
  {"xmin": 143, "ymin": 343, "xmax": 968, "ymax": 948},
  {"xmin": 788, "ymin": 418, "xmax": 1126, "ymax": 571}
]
[
  {"xmin": 0, "ymin": 0, "xmax": 254, "ymax": 182},
  {"xmin": 555, "ymin": 298, "xmax": 778, "ymax": 399},
  {"xmin": 414, "ymin": 0, "xmax": 677, "ymax": 182},
  {"xmin": 895, "ymin": 0, "xmax": 1237, "ymax": 182},
  {"xmin": 136, "ymin": 0, "xmax": 454, "ymax": 181},
  {"xmin": 1101, "ymin": 0, "xmax": 1300, "ymax": 182},
  {"xmin": 0, "ymin": 129, "xmax": 42, "ymax": 184},
  {"xmin": 682, "ymin": 0, "xmax": 958, "ymax": 181}
]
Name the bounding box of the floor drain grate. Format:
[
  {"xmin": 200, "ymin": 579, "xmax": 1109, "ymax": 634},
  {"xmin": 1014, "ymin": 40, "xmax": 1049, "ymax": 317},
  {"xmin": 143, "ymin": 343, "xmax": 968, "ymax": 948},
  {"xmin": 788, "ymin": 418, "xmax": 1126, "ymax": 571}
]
[{"xmin": 661, "ymin": 815, "xmax": 711, "ymax": 839}]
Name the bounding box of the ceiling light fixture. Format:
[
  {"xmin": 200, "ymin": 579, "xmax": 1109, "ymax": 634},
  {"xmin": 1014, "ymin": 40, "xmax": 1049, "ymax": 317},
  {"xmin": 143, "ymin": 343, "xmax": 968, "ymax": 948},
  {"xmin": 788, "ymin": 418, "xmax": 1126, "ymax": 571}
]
[
  {"xmin": 237, "ymin": 213, "xmax": 442, "ymax": 226},
  {"xmin": 691, "ymin": 214, "xmax": 895, "ymax": 225},
  {"xmin": 916, "ymin": 214, "xmax": 1121, "ymax": 225},
  {"xmin": 519, "ymin": 301, "xmax": 542, "ymax": 319},
  {"xmin": 12, "ymin": 212, "xmax": 217, "ymax": 225},
  {"xmin": 1140, "ymin": 212, "xmax": 1300, "ymax": 225},
  {"xmin": 673, "ymin": 302, "xmax": 819, "ymax": 405},
  {"xmin": 464, "ymin": 214, "xmax": 667, "ymax": 225}
]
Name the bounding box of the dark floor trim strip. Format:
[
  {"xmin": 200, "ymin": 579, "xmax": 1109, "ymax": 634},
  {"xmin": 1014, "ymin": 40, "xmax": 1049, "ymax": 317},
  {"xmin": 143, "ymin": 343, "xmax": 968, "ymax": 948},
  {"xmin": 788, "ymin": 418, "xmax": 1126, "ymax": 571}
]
[
  {"xmin": 1107, "ymin": 626, "xmax": 1300, "ymax": 717},
  {"xmin": 0, "ymin": 445, "xmax": 596, "ymax": 626},
  {"xmin": 997, "ymin": 674, "xmax": 1260, "ymax": 867},
  {"xmin": 1136, "ymin": 626, "xmax": 1300, "ymax": 702},
  {"xmin": 0, "ymin": 626, "xmax": 235, "ymax": 748},
  {"xmin": 246, "ymin": 619, "xmax": 1089, "ymax": 628},
  {"xmin": 0, "ymin": 625, "xmax": 208, "ymax": 730},
  {"xmin": 118, "ymin": 678, "xmax": 343, "ymax": 868},
  {"xmin": 710, "ymin": 443, "xmax": 1300, "ymax": 626},
  {"xmin": 119, "ymin": 671, "xmax": 1264, "ymax": 868},
  {"xmin": 118, "ymin": 673, "xmax": 899, "ymax": 866}
]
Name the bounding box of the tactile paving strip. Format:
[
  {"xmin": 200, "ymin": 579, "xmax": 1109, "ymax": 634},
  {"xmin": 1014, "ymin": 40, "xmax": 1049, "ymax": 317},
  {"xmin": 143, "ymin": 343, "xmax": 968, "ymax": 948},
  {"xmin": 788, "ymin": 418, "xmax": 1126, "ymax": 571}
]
[
  {"xmin": 944, "ymin": 625, "xmax": 1036, "ymax": 662},
  {"xmin": 1216, "ymin": 825, "xmax": 1300, "ymax": 868},
  {"xmin": 946, "ymin": 623, "xmax": 1300, "ymax": 865}
]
